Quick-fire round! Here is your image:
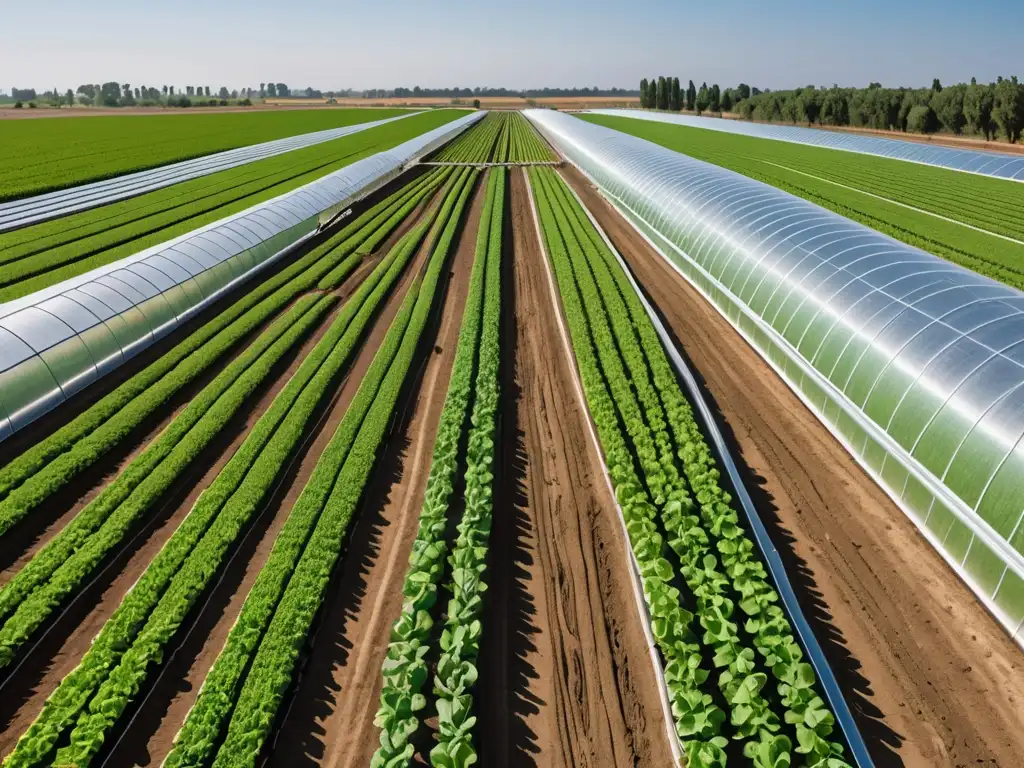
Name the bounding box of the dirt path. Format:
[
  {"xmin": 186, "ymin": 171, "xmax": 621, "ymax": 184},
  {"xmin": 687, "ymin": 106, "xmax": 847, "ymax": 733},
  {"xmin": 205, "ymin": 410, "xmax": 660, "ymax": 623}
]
[
  {"xmin": 264, "ymin": 173, "xmax": 483, "ymax": 768},
  {"xmin": 562, "ymin": 164, "xmax": 1024, "ymax": 768},
  {"xmin": 472, "ymin": 169, "xmax": 674, "ymax": 768}
]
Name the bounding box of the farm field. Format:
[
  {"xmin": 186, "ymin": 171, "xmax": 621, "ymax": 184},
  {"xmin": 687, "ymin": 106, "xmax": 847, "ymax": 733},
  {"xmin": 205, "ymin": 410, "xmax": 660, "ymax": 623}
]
[
  {"xmin": 0, "ymin": 106, "xmax": 1023, "ymax": 768},
  {"xmin": 0, "ymin": 108, "xmax": 414, "ymax": 203},
  {"xmin": 582, "ymin": 113, "xmax": 1024, "ymax": 291},
  {"xmin": 0, "ymin": 110, "xmax": 461, "ymax": 302}
]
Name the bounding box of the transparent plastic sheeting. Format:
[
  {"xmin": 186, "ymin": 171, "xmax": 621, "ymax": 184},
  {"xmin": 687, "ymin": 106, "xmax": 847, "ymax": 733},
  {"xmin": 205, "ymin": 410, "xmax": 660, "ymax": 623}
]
[
  {"xmin": 525, "ymin": 108, "xmax": 1024, "ymax": 644},
  {"xmin": 0, "ymin": 111, "xmax": 483, "ymax": 440},
  {"xmin": 0, "ymin": 112, "xmax": 422, "ymax": 234},
  {"xmin": 588, "ymin": 108, "xmax": 1024, "ymax": 183}
]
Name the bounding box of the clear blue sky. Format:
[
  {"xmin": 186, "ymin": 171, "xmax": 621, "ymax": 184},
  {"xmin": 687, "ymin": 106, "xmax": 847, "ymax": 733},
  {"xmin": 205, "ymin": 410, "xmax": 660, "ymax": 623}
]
[{"xmin": 3, "ymin": 0, "xmax": 1022, "ymax": 92}]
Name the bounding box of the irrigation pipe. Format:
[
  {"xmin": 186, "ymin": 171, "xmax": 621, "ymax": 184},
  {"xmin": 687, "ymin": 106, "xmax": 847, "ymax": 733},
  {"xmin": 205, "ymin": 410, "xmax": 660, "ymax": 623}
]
[{"xmin": 560, "ymin": 173, "xmax": 876, "ymax": 768}]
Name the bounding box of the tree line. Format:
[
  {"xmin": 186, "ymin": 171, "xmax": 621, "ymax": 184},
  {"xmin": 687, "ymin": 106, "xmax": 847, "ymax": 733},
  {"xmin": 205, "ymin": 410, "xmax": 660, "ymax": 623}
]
[{"xmin": 640, "ymin": 76, "xmax": 1024, "ymax": 143}]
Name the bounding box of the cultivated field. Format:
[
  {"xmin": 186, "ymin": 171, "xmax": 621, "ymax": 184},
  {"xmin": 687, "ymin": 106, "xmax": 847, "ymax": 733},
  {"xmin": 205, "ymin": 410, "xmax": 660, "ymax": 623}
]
[
  {"xmin": 0, "ymin": 109, "xmax": 418, "ymax": 202},
  {"xmin": 0, "ymin": 111, "xmax": 460, "ymax": 302},
  {"xmin": 0, "ymin": 107, "xmax": 1021, "ymax": 768}
]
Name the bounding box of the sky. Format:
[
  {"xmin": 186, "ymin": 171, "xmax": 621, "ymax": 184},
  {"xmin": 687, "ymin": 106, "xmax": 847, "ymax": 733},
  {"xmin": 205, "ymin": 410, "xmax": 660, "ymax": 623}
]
[{"xmin": 3, "ymin": 0, "xmax": 1023, "ymax": 93}]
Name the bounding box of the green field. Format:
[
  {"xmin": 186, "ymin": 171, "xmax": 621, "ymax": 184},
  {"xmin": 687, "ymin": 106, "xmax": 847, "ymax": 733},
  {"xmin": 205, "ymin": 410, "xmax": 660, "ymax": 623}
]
[
  {"xmin": 582, "ymin": 114, "xmax": 1024, "ymax": 291},
  {"xmin": 0, "ymin": 108, "xmax": 413, "ymax": 202},
  {"xmin": 0, "ymin": 110, "xmax": 461, "ymax": 302}
]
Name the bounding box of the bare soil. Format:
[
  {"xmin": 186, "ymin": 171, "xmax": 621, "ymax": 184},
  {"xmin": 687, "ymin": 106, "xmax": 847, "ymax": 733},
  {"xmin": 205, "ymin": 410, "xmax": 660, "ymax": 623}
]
[
  {"xmin": 473, "ymin": 168, "xmax": 675, "ymax": 768},
  {"xmin": 562, "ymin": 164, "xmax": 1024, "ymax": 768},
  {"xmin": 264, "ymin": 172, "xmax": 483, "ymax": 768}
]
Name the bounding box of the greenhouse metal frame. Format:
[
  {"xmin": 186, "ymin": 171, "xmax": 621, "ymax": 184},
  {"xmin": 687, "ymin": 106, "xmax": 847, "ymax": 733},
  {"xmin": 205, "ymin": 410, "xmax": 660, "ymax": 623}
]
[{"xmin": 526, "ymin": 108, "xmax": 1024, "ymax": 644}]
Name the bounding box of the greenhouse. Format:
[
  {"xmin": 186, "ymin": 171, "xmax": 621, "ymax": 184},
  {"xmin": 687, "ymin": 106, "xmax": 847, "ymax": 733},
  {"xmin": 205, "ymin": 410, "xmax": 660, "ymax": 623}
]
[{"xmin": 527, "ymin": 108, "xmax": 1024, "ymax": 641}]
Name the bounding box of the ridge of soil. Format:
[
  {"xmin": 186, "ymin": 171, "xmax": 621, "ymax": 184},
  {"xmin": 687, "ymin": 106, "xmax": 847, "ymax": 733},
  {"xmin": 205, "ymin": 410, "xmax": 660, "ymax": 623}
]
[
  {"xmin": 561, "ymin": 163, "xmax": 1024, "ymax": 768},
  {"xmin": 473, "ymin": 168, "xmax": 674, "ymax": 767}
]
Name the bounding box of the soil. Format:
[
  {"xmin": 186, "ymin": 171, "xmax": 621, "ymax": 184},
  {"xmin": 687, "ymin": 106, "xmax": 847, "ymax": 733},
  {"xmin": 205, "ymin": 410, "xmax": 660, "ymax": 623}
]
[
  {"xmin": 263, "ymin": 172, "xmax": 483, "ymax": 768},
  {"xmin": 561, "ymin": 163, "xmax": 1024, "ymax": 768},
  {"xmin": 473, "ymin": 168, "xmax": 675, "ymax": 768}
]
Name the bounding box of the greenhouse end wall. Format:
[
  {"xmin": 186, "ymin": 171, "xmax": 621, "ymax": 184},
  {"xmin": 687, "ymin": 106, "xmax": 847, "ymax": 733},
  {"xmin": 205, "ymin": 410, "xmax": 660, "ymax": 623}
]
[{"xmin": 525, "ymin": 108, "xmax": 1024, "ymax": 645}]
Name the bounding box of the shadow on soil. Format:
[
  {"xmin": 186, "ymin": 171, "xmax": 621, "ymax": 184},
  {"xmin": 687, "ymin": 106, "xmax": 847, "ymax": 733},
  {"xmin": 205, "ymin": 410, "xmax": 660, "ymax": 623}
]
[
  {"xmin": 633, "ymin": 277, "xmax": 906, "ymax": 768},
  {"xmin": 478, "ymin": 186, "xmax": 543, "ymax": 767}
]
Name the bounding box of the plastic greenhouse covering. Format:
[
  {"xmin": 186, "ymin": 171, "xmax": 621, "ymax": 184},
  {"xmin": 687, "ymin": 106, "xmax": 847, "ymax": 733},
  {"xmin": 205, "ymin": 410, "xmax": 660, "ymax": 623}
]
[
  {"xmin": 525, "ymin": 108, "xmax": 1024, "ymax": 644},
  {"xmin": 588, "ymin": 108, "xmax": 1024, "ymax": 183},
  {"xmin": 0, "ymin": 110, "xmax": 483, "ymax": 440},
  {"xmin": 0, "ymin": 111, "xmax": 422, "ymax": 234}
]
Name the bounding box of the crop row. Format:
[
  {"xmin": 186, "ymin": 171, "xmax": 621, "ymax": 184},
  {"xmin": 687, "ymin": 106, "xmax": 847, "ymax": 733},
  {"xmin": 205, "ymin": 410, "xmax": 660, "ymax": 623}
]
[
  {"xmin": 0, "ymin": 109, "xmax": 413, "ymax": 203},
  {"xmin": 0, "ymin": 167, "xmax": 466, "ymax": 768},
  {"xmin": 0, "ymin": 111, "xmax": 460, "ymax": 301},
  {"xmin": 432, "ymin": 112, "xmax": 554, "ymax": 165},
  {"xmin": 159, "ymin": 168, "xmax": 472, "ymax": 768},
  {"xmin": 582, "ymin": 114, "xmax": 1024, "ymax": 292},
  {"xmin": 197, "ymin": 167, "xmax": 479, "ymax": 768},
  {"xmin": 431, "ymin": 166, "xmax": 504, "ymax": 768},
  {"xmin": 369, "ymin": 169, "xmax": 500, "ymax": 766},
  {"xmin": 433, "ymin": 113, "xmax": 505, "ymax": 163},
  {"xmin": 0, "ymin": 166, "xmax": 448, "ymax": 535},
  {"xmin": 506, "ymin": 113, "xmax": 555, "ymax": 163},
  {"xmin": 531, "ymin": 167, "xmax": 851, "ymax": 768},
  {"xmin": 0, "ymin": 294, "xmax": 332, "ymax": 674}
]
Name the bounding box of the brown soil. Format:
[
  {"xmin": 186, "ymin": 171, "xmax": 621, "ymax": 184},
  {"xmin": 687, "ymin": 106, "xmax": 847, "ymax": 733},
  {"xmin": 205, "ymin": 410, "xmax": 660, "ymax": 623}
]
[
  {"xmin": 473, "ymin": 168, "xmax": 675, "ymax": 768},
  {"xmin": 263, "ymin": 173, "xmax": 483, "ymax": 768},
  {"xmin": 562, "ymin": 164, "xmax": 1024, "ymax": 768},
  {"xmin": 264, "ymin": 96, "xmax": 639, "ymax": 110}
]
